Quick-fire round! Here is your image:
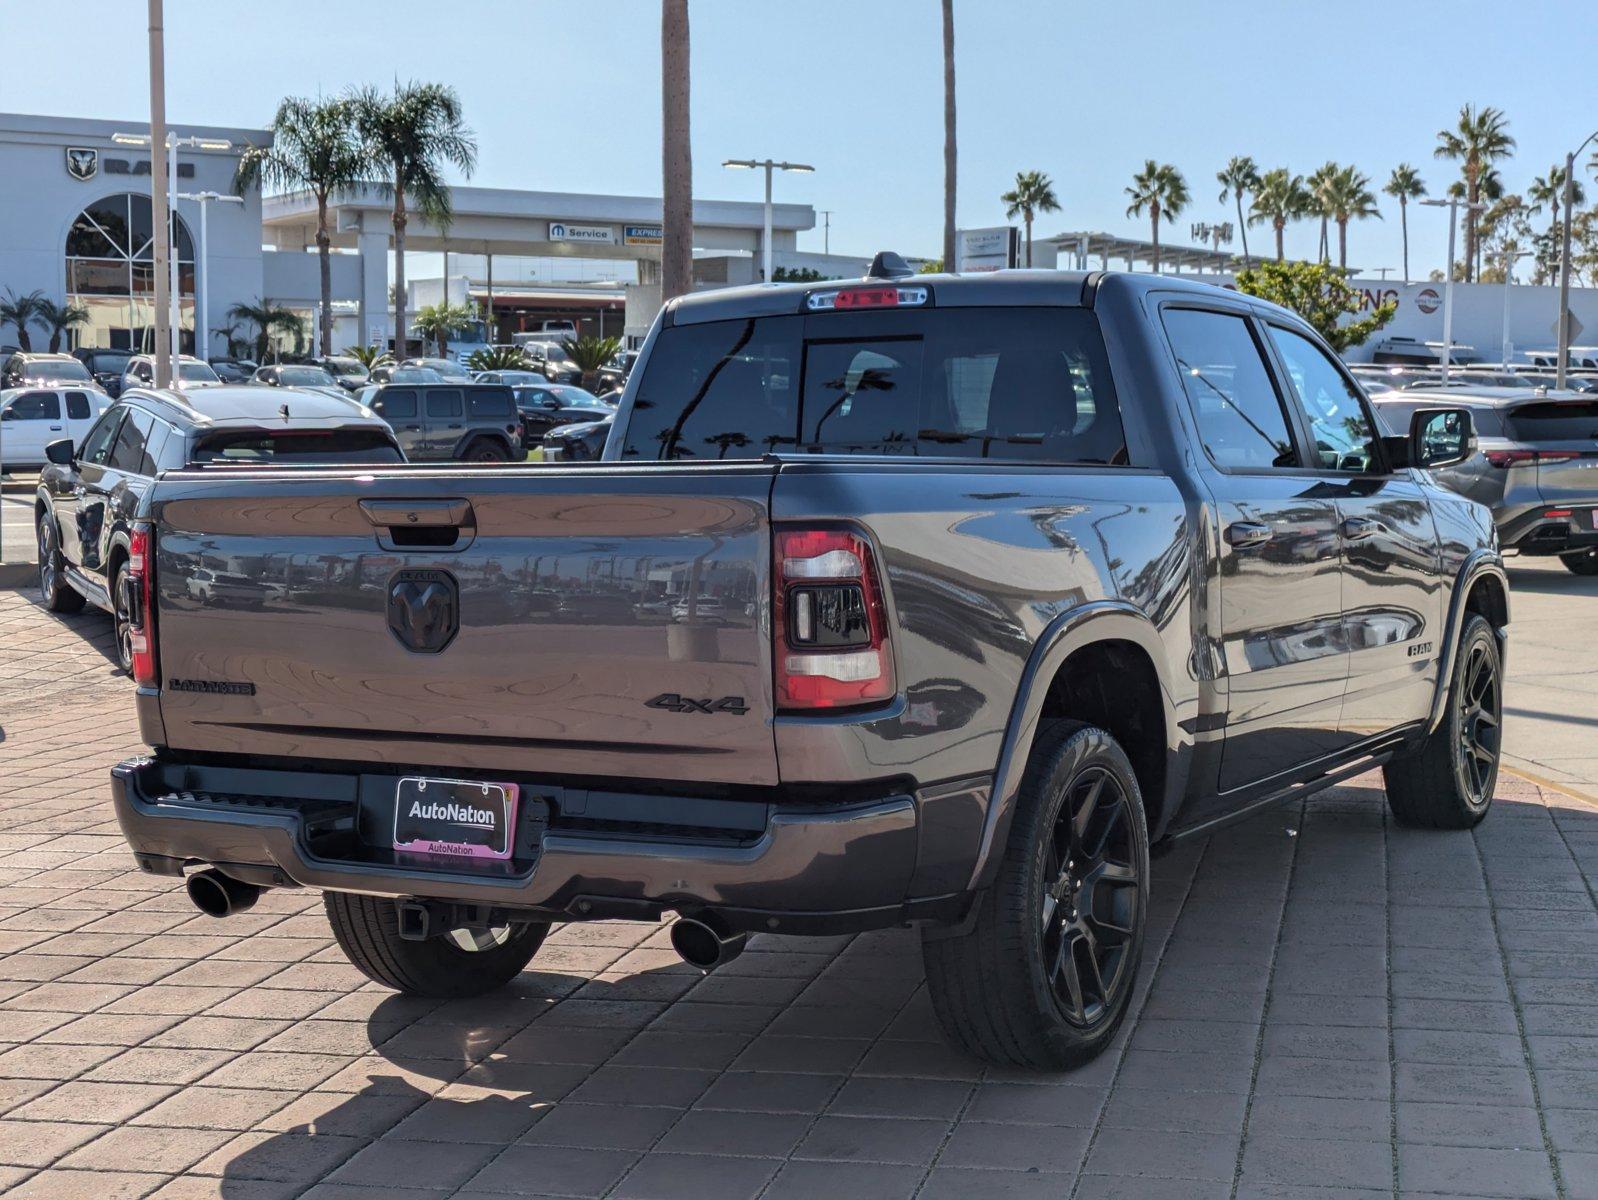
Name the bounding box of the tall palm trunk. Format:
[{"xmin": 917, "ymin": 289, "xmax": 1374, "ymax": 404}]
[
  {"xmin": 661, "ymin": 0, "xmax": 693, "ymax": 303},
  {"xmin": 315, "ymin": 192, "xmax": 333, "ymax": 357},
  {"xmin": 1023, "ymin": 208, "xmax": 1033, "ymax": 267},
  {"xmin": 1338, "ymin": 218, "xmax": 1348, "ymax": 270},
  {"xmin": 1275, "ymin": 219, "xmax": 1285, "ymax": 262},
  {"xmin": 1235, "ymin": 190, "xmax": 1249, "ymax": 267},
  {"xmin": 1463, "ymin": 162, "xmax": 1479, "ymax": 282},
  {"xmin": 392, "ymin": 170, "xmax": 409, "ymax": 355},
  {"xmin": 941, "ymin": 0, "xmax": 956, "ymax": 271},
  {"xmin": 1150, "ymin": 201, "xmax": 1161, "ymax": 273},
  {"xmin": 1400, "ymin": 198, "xmax": 1409, "ymax": 283}
]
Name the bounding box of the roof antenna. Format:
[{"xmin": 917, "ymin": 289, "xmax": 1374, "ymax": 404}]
[{"xmin": 864, "ymin": 251, "xmax": 914, "ymax": 280}]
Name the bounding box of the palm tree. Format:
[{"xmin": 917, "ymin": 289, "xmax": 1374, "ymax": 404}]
[
  {"xmin": 227, "ymin": 298, "xmax": 304, "ymax": 362},
  {"xmin": 1434, "ymin": 104, "xmax": 1515, "ymax": 281},
  {"xmin": 34, "ymin": 299, "xmax": 89, "ymax": 353},
  {"xmin": 1383, "ymin": 164, "xmax": 1427, "ymax": 282},
  {"xmin": 343, "ymin": 343, "xmax": 396, "ymax": 370},
  {"xmin": 1123, "ymin": 161, "xmax": 1189, "ymax": 273},
  {"xmin": 1307, "ymin": 162, "xmax": 1341, "ymax": 262},
  {"xmin": 941, "ymin": 0, "xmax": 958, "ymax": 272},
  {"xmin": 661, "ymin": 0, "xmax": 693, "ymax": 302},
  {"xmin": 1528, "ymin": 164, "xmax": 1586, "ymax": 259},
  {"xmin": 0, "ymin": 289, "xmax": 45, "ymax": 351},
  {"xmin": 236, "ymin": 96, "xmax": 368, "ymax": 359},
  {"xmin": 1326, "ymin": 166, "xmax": 1380, "ymax": 271},
  {"xmin": 1447, "ymin": 166, "xmax": 1506, "ymax": 278},
  {"xmin": 413, "ymin": 301, "xmax": 475, "ymax": 357},
  {"xmin": 353, "ymin": 81, "xmax": 477, "ymax": 357},
  {"xmin": 1001, "ymin": 170, "xmax": 1060, "ymax": 268},
  {"xmin": 1249, "ymin": 168, "xmax": 1311, "ymax": 261},
  {"xmin": 1216, "ymin": 156, "xmax": 1260, "ymax": 267},
  {"xmin": 561, "ymin": 334, "xmax": 623, "ymax": 391}
]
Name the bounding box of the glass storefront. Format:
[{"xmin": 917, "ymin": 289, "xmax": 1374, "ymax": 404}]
[{"xmin": 66, "ymin": 193, "xmax": 195, "ymax": 352}]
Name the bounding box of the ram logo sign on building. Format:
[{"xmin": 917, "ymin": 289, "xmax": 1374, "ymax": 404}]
[{"xmin": 548, "ymin": 221, "xmax": 616, "ymax": 245}]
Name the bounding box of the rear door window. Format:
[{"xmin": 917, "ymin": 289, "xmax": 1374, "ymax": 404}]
[
  {"xmin": 377, "ymin": 389, "xmax": 416, "ymax": 419},
  {"xmin": 109, "ymin": 407, "xmax": 157, "ymax": 474},
  {"xmin": 622, "ymin": 307, "xmax": 1123, "ymax": 463},
  {"xmin": 1162, "ymin": 309, "xmax": 1299, "ymax": 470},
  {"xmin": 426, "ymin": 389, "xmax": 463, "ymax": 419}
]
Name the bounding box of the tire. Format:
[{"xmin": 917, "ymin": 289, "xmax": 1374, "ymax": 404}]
[
  {"xmin": 464, "ymin": 440, "xmax": 509, "ymax": 463},
  {"xmin": 1559, "ymin": 549, "xmax": 1598, "ymax": 575},
  {"xmin": 109, "ymin": 560, "xmax": 133, "ymax": 674},
  {"xmin": 1383, "ymin": 613, "xmax": 1501, "ymax": 829},
  {"xmin": 323, "ymin": 892, "xmax": 548, "ymax": 998},
  {"xmin": 922, "ymin": 720, "xmax": 1150, "ymax": 1069},
  {"xmin": 37, "ymin": 515, "xmax": 85, "ymax": 614}
]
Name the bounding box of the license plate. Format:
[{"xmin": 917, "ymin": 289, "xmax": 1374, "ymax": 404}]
[{"xmin": 393, "ymin": 777, "xmax": 518, "ymax": 861}]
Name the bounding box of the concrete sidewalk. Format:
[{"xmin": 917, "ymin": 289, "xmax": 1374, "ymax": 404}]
[{"xmin": 0, "ymin": 588, "xmax": 1595, "ymax": 1198}]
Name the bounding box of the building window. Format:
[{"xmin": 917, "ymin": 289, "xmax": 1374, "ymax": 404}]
[{"xmin": 65, "ymin": 194, "xmax": 195, "ymax": 352}]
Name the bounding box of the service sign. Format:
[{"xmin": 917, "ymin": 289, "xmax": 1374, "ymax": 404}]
[
  {"xmin": 624, "ymin": 225, "xmax": 663, "ymax": 246},
  {"xmin": 548, "ymin": 221, "xmax": 616, "ymax": 245}
]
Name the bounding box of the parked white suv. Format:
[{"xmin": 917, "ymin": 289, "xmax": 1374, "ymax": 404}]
[{"xmin": 120, "ymin": 355, "xmax": 223, "ymax": 393}]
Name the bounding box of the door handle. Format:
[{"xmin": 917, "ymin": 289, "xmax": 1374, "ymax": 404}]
[
  {"xmin": 402, "ymin": 424, "xmax": 421, "ymax": 431},
  {"xmin": 49, "ymin": 425, "xmax": 63, "ymax": 431},
  {"xmin": 1341, "ymin": 517, "xmax": 1380, "ymax": 541},
  {"xmin": 1225, "ymin": 521, "xmax": 1272, "ymax": 549}
]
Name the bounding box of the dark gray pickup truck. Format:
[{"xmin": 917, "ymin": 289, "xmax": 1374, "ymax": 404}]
[{"xmin": 104, "ymin": 264, "xmax": 1508, "ymax": 1069}]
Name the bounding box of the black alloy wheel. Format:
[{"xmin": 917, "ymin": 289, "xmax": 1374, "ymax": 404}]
[
  {"xmin": 111, "ymin": 565, "xmax": 134, "ymax": 673},
  {"xmin": 1039, "ymin": 765, "xmax": 1140, "ymax": 1028},
  {"xmin": 1454, "ymin": 636, "xmax": 1501, "ymax": 811},
  {"xmin": 1561, "ymin": 548, "xmax": 1598, "ymax": 575}
]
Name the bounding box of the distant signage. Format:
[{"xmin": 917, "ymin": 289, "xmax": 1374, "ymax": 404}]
[
  {"xmin": 623, "ymin": 225, "xmax": 663, "ymax": 246},
  {"xmin": 955, "ymin": 226, "xmax": 1018, "ymax": 272},
  {"xmin": 94, "ymin": 157, "xmax": 196, "ymax": 179},
  {"xmin": 65, "ymin": 147, "xmax": 97, "ymax": 181},
  {"xmin": 548, "ymin": 221, "xmax": 616, "ymax": 245},
  {"xmin": 1415, "ymin": 288, "xmax": 1441, "ymax": 315}
]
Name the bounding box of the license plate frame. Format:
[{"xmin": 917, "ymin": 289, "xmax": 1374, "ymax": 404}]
[{"xmin": 392, "ymin": 777, "xmax": 519, "ymax": 862}]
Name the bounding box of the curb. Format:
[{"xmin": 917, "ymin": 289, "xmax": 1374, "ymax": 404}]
[
  {"xmin": 0, "ymin": 563, "xmax": 35, "ymax": 588},
  {"xmin": 1502, "ymin": 761, "xmax": 1598, "ymax": 812}
]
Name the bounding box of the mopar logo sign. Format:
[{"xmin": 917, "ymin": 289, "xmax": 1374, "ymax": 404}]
[
  {"xmin": 387, "ymin": 569, "xmax": 459, "ymax": 653},
  {"xmin": 548, "ymin": 221, "xmax": 616, "ymax": 244}
]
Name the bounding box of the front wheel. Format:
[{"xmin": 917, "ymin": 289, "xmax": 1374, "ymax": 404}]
[
  {"xmin": 324, "ymin": 893, "xmax": 548, "ymax": 998},
  {"xmin": 922, "ymin": 720, "xmax": 1149, "ymax": 1069},
  {"xmin": 1383, "ymin": 614, "xmax": 1502, "ymax": 829},
  {"xmin": 37, "ymin": 516, "xmax": 85, "ymax": 614},
  {"xmin": 1560, "ymin": 549, "xmax": 1598, "ymax": 575}
]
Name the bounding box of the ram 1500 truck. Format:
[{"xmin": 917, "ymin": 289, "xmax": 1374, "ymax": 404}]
[{"xmin": 102, "ymin": 264, "xmax": 1508, "ymax": 1069}]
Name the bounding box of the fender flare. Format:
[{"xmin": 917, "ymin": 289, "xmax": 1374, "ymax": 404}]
[
  {"xmin": 1427, "ymin": 551, "xmax": 1510, "ymax": 733},
  {"xmin": 966, "ymin": 601, "xmax": 1182, "ymax": 892}
]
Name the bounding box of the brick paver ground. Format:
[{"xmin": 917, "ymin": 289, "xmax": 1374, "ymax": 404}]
[{"xmin": 2, "ymin": 585, "xmax": 1596, "ymax": 1199}]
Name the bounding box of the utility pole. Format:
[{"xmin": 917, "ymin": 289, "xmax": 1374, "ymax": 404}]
[
  {"xmin": 820, "ymin": 210, "xmax": 832, "ymax": 255},
  {"xmin": 1556, "ymin": 133, "xmax": 1598, "ymax": 390},
  {"xmin": 147, "ymin": 0, "xmax": 171, "ymax": 387}
]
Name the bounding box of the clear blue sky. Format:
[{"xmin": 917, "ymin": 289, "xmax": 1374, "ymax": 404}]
[{"xmin": 5, "ymin": 0, "xmax": 1597, "ymax": 275}]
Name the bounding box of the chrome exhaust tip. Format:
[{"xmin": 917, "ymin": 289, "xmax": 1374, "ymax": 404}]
[
  {"xmin": 670, "ymin": 916, "xmax": 748, "ymax": 972},
  {"xmin": 185, "ymin": 868, "xmax": 261, "ymax": 918}
]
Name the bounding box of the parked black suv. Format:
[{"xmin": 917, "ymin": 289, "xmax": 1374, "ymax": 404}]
[
  {"xmin": 34, "ymin": 385, "xmax": 403, "ymax": 671},
  {"xmin": 73, "ymin": 348, "xmax": 137, "ymax": 395},
  {"xmin": 360, "ymin": 382, "xmax": 523, "ymax": 461}
]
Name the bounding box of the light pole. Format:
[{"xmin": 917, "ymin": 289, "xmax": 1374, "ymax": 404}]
[
  {"xmin": 722, "ymin": 158, "xmax": 815, "ymax": 282},
  {"xmin": 114, "ymin": 131, "xmax": 232, "ymax": 366},
  {"xmin": 1420, "ymin": 196, "xmax": 1485, "ymax": 387},
  {"xmin": 1497, "ymin": 248, "xmax": 1533, "ymax": 368},
  {"xmin": 175, "ymin": 191, "xmax": 244, "ymax": 361},
  {"xmin": 1557, "ymin": 132, "xmax": 1598, "ymax": 389}
]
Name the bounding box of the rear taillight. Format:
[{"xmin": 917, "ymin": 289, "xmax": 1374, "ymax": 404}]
[
  {"xmin": 1484, "ymin": 449, "xmax": 1578, "ymax": 468},
  {"xmin": 773, "ymin": 528, "xmax": 894, "ymax": 711},
  {"xmin": 127, "ymin": 522, "xmax": 158, "ymax": 687}
]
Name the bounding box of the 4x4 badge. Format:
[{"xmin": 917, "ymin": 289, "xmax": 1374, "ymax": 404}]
[{"xmin": 646, "ymin": 693, "xmax": 749, "ymax": 715}]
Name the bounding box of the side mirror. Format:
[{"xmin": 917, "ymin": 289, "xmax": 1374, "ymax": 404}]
[
  {"xmin": 0, "ymin": 408, "xmax": 12, "ymax": 422},
  {"xmin": 45, "ymin": 438, "xmax": 75, "ymax": 466},
  {"xmin": 1410, "ymin": 407, "xmax": 1476, "ymax": 470}
]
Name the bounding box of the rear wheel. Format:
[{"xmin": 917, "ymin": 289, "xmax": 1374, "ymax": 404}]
[
  {"xmin": 464, "ymin": 440, "xmax": 509, "ymax": 463},
  {"xmin": 922, "ymin": 720, "xmax": 1149, "ymax": 1069},
  {"xmin": 1383, "ymin": 614, "xmax": 1501, "ymax": 829},
  {"xmin": 1559, "ymin": 549, "xmax": 1598, "ymax": 575},
  {"xmin": 110, "ymin": 561, "xmax": 133, "ymax": 673},
  {"xmin": 37, "ymin": 515, "xmax": 85, "ymax": 614},
  {"xmin": 324, "ymin": 892, "xmax": 549, "ymax": 998}
]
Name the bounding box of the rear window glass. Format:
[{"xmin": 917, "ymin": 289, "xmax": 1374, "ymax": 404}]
[
  {"xmin": 377, "ymin": 389, "xmax": 417, "ymax": 419},
  {"xmin": 191, "ymin": 430, "xmax": 403, "ymax": 465},
  {"xmin": 621, "ymin": 307, "xmax": 1124, "ymax": 463},
  {"xmin": 1505, "ymin": 401, "xmax": 1598, "ymax": 441},
  {"xmin": 467, "ymin": 388, "xmax": 514, "ymax": 418}
]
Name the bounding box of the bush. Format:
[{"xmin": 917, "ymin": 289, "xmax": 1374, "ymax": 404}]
[{"xmin": 1233, "ymin": 260, "xmax": 1395, "ymax": 351}]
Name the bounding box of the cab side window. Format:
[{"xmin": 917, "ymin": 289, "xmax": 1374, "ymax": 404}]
[
  {"xmin": 1267, "ymin": 326, "xmax": 1380, "ymax": 472},
  {"xmin": 79, "ymin": 409, "xmax": 125, "ymax": 465},
  {"xmin": 66, "ymin": 391, "xmax": 93, "ymax": 420},
  {"xmin": 1162, "ymin": 309, "xmax": 1299, "ymax": 470},
  {"xmin": 7, "ymin": 392, "xmax": 62, "ymax": 421}
]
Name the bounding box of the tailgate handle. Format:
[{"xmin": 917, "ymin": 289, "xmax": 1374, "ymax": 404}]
[{"xmin": 359, "ymin": 499, "xmax": 473, "ymax": 528}]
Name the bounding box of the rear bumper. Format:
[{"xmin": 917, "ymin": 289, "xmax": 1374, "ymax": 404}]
[
  {"xmin": 111, "ymin": 757, "xmax": 984, "ymax": 934},
  {"xmin": 1500, "ymin": 505, "xmax": 1598, "ymax": 555}
]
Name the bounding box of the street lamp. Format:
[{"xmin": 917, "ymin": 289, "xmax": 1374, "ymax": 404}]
[
  {"xmin": 1497, "ymin": 248, "xmax": 1533, "ymax": 369},
  {"xmin": 175, "ymin": 191, "xmax": 245, "ymax": 361},
  {"xmin": 722, "ymin": 158, "xmax": 815, "ymax": 283},
  {"xmin": 114, "ymin": 131, "xmax": 232, "ymax": 368},
  {"xmin": 1556, "ymin": 131, "xmax": 1598, "ymax": 389},
  {"xmin": 1419, "ymin": 196, "xmax": 1486, "ymax": 387}
]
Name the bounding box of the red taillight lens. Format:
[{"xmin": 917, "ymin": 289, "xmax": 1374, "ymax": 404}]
[
  {"xmin": 773, "ymin": 528, "xmax": 894, "ymax": 711},
  {"xmin": 127, "ymin": 522, "xmax": 158, "ymax": 687},
  {"xmin": 1484, "ymin": 449, "xmax": 1578, "ymax": 468}
]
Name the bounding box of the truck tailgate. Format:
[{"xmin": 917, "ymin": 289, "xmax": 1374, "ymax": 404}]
[{"xmin": 149, "ymin": 465, "xmax": 779, "ymax": 786}]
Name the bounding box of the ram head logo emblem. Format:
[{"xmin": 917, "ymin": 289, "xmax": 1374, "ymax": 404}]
[
  {"xmin": 387, "ymin": 569, "xmax": 459, "ymax": 653},
  {"xmin": 65, "ymin": 147, "xmax": 98, "ymax": 181}
]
